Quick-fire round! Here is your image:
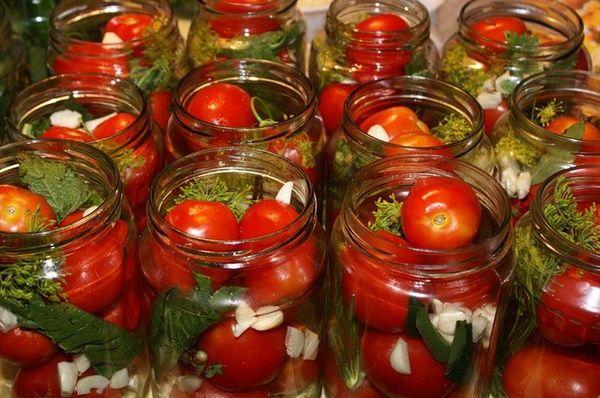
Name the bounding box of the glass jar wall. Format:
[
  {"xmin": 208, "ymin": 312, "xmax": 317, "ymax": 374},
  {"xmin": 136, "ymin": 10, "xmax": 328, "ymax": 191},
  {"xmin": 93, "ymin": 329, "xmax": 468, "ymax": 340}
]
[
  {"xmin": 6, "ymin": 74, "xmax": 164, "ymax": 229},
  {"xmin": 327, "ymin": 154, "xmax": 514, "ymax": 398},
  {"xmin": 139, "ymin": 147, "xmax": 326, "ymax": 397},
  {"xmin": 0, "ymin": 140, "xmax": 146, "ymax": 397},
  {"xmin": 186, "ymin": 0, "xmax": 306, "ymax": 70}
]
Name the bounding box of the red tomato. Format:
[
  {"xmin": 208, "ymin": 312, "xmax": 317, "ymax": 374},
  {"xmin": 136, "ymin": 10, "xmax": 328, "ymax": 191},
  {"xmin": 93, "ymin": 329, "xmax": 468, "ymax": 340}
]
[
  {"xmin": 503, "ymin": 343, "xmax": 600, "ymax": 398},
  {"xmin": 267, "ymin": 135, "xmax": 319, "ymax": 185},
  {"xmin": 483, "ymin": 99, "xmax": 508, "ymax": 136},
  {"xmin": 187, "ymin": 83, "xmax": 256, "ymax": 128},
  {"xmin": 546, "ymin": 116, "xmax": 600, "ymax": 141},
  {"xmin": 0, "ymin": 184, "xmax": 57, "ymax": 233},
  {"xmin": 385, "ymin": 131, "xmax": 449, "ymax": 157},
  {"xmin": 99, "ymin": 285, "xmax": 143, "ymax": 332},
  {"xmin": 105, "ymin": 13, "xmax": 153, "ymax": 42},
  {"xmin": 172, "ymin": 379, "xmax": 268, "ymax": 398},
  {"xmin": 537, "ymin": 266, "xmax": 600, "ymax": 346},
  {"xmin": 40, "ymin": 126, "xmax": 93, "ymax": 142},
  {"xmin": 324, "ymin": 349, "xmax": 384, "ymax": 398},
  {"xmin": 318, "ymin": 83, "xmax": 357, "ymax": 136},
  {"xmin": 0, "ymin": 328, "xmax": 57, "ymax": 367},
  {"xmin": 197, "ymin": 319, "xmax": 287, "ymax": 391},
  {"xmin": 401, "ymin": 176, "xmax": 482, "ymax": 249},
  {"xmin": 150, "ymin": 89, "xmax": 172, "ymax": 131},
  {"xmin": 239, "ymin": 199, "xmax": 298, "ymax": 240},
  {"xmin": 471, "ymin": 16, "xmax": 527, "ymax": 51},
  {"xmin": 209, "ymin": 15, "xmax": 281, "ymax": 38},
  {"xmin": 214, "ymin": 0, "xmax": 277, "ymax": 13},
  {"xmin": 92, "ymin": 112, "xmax": 137, "ymax": 142},
  {"xmin": 14, "ymin": 353, "xmax": 69, "ymax": 398},
  {"xmin": 355, "ymin": 13, "xmax": 409, "ymax": 33},
  {"xmin": 165, "ymin": 200, "xmax": 240, "ymax": 241},
  {"xmin": 361, "ymin": 331, "xmax": 454, "ymax": 398},
  {"xmin": 53, "ymin": 43, "xmax": 130, "ymax": 77},
  {"xmin": 359, "ymin": 106, "xmax": 429, "ymax": 140},
  {"xmin": 268, "ymin": 358, "xmax": 319, "ymax": 395}
]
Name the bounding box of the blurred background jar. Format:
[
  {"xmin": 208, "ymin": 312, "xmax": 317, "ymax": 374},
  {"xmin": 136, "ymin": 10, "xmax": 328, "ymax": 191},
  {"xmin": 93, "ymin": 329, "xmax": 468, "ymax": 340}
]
[
  {"xmin": 139, "ymin": 147, "xmax": 327, "ymax": 397},
  {"xmin": 440, "ymin": 0, "xmax": 590, "ymax": 136},
  {"xmin": 490, "ymin": 70, "xmax": 600, "ymax": 220},
  {"xmin": 166, "ymin": 59, "xmax": 326, "ymax": 190},
  {"xmin": 310, "ymin": 0, "xmax": 438, "ymax": 138},
  {"xmin": 0, "ymin": 140, "xmax": 146, "ymax": 397},
  {"xmin": 327, "ymin": 154, "xmax": 514, "ymax": 398},
  {"xmin": 490, "ymin": 165, "xmax": 600, "ymax": 397},
  {"xmin": 186, "ymin": 0, "xmax": 306, "ymax": 70},
  {"xmin": 327, "ymin": 76, "xmax": 493, "ymax": 225},
  {"xmin": 6, "ymin": 74, "xmax": 164, "ymax": 230},
  {"xmin": 48, "ymin": 0, "xmax": 186, "ymax": 131}
]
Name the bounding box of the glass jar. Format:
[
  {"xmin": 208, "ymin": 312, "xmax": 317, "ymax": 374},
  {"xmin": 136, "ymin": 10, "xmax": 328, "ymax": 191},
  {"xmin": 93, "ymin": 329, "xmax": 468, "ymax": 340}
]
[
  {"xmin": 6, "ymin": 74, "xmax": 164, "ymax": 229},
  {"xmin": 48, "ymin": 0, "xmax": 186, "ymax": 131},
  {"xmin": 0, "ymin": 140, "xmax": 146, "ymax": 397},
  {"xmin": 327, "ymin": 154, "xmax": 514, "ymax": 398},
  {"xmin": 490, "ymin": 70, "xmax": 600, "ymax": 220},
  {"xmin": 328, "ymin": 75, "xmax": 494, "ymax": 225},
  {"xmin": 440, "ymin": 0, "xmax": 590, "ymax": 135},
  {"xmin": 166, "ymin": 59, "xmax": 326, "ymax": 189},
  {"xmin": 139, "ymin": 147, "xmax": 327, "ymax": 397},
  {"xmin": 186, "ymin": 0, "xmax": 306, "ymax": 70},
  {"xmin": 491, "ymin": 165, "xmax": 600, "ymax": 397}
]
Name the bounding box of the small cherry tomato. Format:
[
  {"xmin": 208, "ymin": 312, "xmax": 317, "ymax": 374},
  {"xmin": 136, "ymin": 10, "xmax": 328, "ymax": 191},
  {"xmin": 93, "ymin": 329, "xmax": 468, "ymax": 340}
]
[
  {"xmin": 92, "ymin": 112, "xmax": 137, "ymax": 143},
  {"xmin": 318, "ymin": 83, "xmax": 357, "ymax": 136},
  {"xmin": 546, "ymin": 116, "xmax": 600, "ymax": 141},
  {"xmin": 197, "ymin": 319, "xmax": 287, "ymax": 391},
  {"xmin": 0, "ymin": 328, "xmax": 57, "ymax": 367},
  {"xmin": 53, "ymin": 43, "xmax": 130, "ymax": 77},
  {"xmin": 268, "ymin": 358, "xmax": 319, "ymax": 395},
  {"xmin": 150, "ymin": 89, "xmax": 172, "ymax": 131},
  {"xmin": 483, "ymin": 99, "xmax": 508, "ymax": 136},
  {"xmin": 40, "ymin": 126, "xmax": 93, "ymax": 142},
  {"xmin": 165, "ymin": 200, "xmax": 240, "ymax": 241},
  {"xmin": 361, "ymin": 330, "xmax": 454, "ymax": 398},
  {"xmin": 355, "ymin": 13, "xmax": 409, "ymax": 33},
  {"xmin": 105, "ymin": 13, "xmax": 153, "ymax": 42},
  {"xmin": 401, "ymin": 176, "xmax": 482, "ymax": 250},
  {"xmin": 471, "ymin": 16, "xmax": 527, "ymax": 51},
  {"xmin": 267, "ymin": 134, "xmax": 319, "ymax": 185},
  {"xmin": 239, "ymin": 199, "xmax": 298, "ymax": 240},
  {"xmin": 385, "ymin": 131, "xmax": 448, "ymax": 157},
  {"xmin": 187, "ymin": 83, "xmax": 257, "ymax": 128},
  {"xmin": 14, "ymin": 353, "xmax": 69, "ymax": 398},
  {"xmin": 359, "ymin": 106, "xmax": 429, "ymax": 140},
  {"xmin": 0, "ymin": 184, "xmax": 57, "ymax": 233},
  {"xmin": 99, "ymin": 285, "xmax": 143, "ymax": 332}
]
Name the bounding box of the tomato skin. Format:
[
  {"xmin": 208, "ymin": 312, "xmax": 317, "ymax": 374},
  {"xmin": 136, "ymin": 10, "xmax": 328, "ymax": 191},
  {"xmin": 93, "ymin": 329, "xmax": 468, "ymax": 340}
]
[
  {"xmin": 385, "ymin": 131, "xmax": 449, "ymax": 157},
  {"xmin": 0, "ymin": 184, "xmax": 57, "ymax": 233},
  {"xmin": 105, "ymin": 13, "xmax": 153, "ymax": 42},
  {"xmin": 266, "ymin": 135, "xmax": 319, "ymax": 185},
  {"xmin": 537, "ymin": 267, "xmax": 600, "ymax": 346},
  {"xmin": 503, "ymin": 343, "xmax": 600, "ymax": 398},
  {"xmin": 268, "ymin": 358, "xmax": 319, "ymax": 395},
  {"xmin": 165, "ymin": 200, "xmax": 240, "ymax": 241},
  {"xmin": 187, "ymin": 83, "xmax": 256, "ymax": 128},
  {"xmin": 355, "ymin": 13, "xmax": 409, "ymax": 33},
  {"xmin": 401, "ymin": 176, "xmax": 482, "ymax": 250},
  {"xmin": 546, "ymin": 116, "xmax": 600, "ymax": 141},
  {"xmin": 14, "ymin": 353, "xmax": 69, "ymax": 398},
  {"xmin": 53, "ymin": 43, "xmax": 130, "ymax": 77},
  {"xmin": 359, "ymin": 106, "xmax": 429, "ymax": 140},
  {"xmin": 40, "ymin": 126, "xmax": 93, "ymax": 142},
  {"xmin": 209, "ymin": 16, "xmax": 281, "ymax": 38},
  {"xmin": 92, "ymin": 112, "xmax": 137, "ymax": 142},
  {"xmin": 483, "ymin": 99, "xmax": 508, "ymax": 136},
  {"xmin": 100, "ymin": 285, "xmax": 143, "ymax": 332},
  {"xmin": 471, "ymin": 16, "xmax": 527, "ymax": 51},
  {"xmin": 0, "ymin": 328, "xmax": 57, "ymax": 367},
  {"xmin": 361, "ymin": 331, "xmax": 453, "ymax": 398},
  {"xmin": 197, "ymin": 319, "xmax": 287, "ymax": 391},
  {"xmin": 318, "ymin": 83, "xmax": 357, "ymax": 136},
  {"xmin": 239, "ymin": 199, "xmax": 298, "ymax": 240},
  {"xmin": 150, "ymin": 90, "xmax": 172, "ymax": 131}
]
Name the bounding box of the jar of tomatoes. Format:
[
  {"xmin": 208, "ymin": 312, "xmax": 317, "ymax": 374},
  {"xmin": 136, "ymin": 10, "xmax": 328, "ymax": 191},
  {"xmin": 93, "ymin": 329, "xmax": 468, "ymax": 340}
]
[
  {"xmin": 440, "ymin": 0, "xmax": 589, "ymax": 136},
  {"xmin": 328, "ymin": 75, "xmax": 494, "ymax": 225},
  {"xmin": 310, "ymin": 0, "xmax": 438, "ymax": 137},
  {"xmin": 166, "ymin": 59, "xmax": 326, "ymax": 188},
  {"xmin": 0, "ymin": 140, "xmax": 146, "ymax": 397},
  {"xmin": 490, "ymin": 70, "xmax": 600, "ymax": 219},
  {"xmin": 6, "ymin": 73, "xmax": 164, "ymax": 229},
  {"xmin": 48, "ymin": 0, "xmax": 186, "ymax": 131},
  {"xmin": 491, "ymin": 165, "xmax": 600, "ymax": 397},
  {"xmin": 327, "ymin": 154, "xmax": 514, "ymax": 398},
  {"xmin": 186, "ymin": 0, "xmax": 306, "ymax": 70},
  {"xmin": 139, "ymin": 147, "xmax": 326, "ymax": 397}
]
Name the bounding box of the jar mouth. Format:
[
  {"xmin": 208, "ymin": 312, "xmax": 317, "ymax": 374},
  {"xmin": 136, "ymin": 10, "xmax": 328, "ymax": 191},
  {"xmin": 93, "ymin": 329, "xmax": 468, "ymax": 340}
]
[
  {"xmin": 326, "ymin": 0, "xmax": 430, "ymax": 49},
  {"xmin": 148, "ymin": 147, "xmax": 316, "ymax": 266},
  {"xmin": 458, "ymin": 0, "xmax": 584, "ymax": 59},
  {"xmin": 531, "ymin": 165, "xmax": 600, "ymax": 270},
  {"xmin": 0, "ymin": 140, "xmax": 123, "ymax": 254},
  {"xmin": 6, "ymin": 73, "xmax": 151, "ymax": 153},
  {"xmin": 201, "ymin": 0, "xmax": 297, "ymax": 16},
  {"xmin": 173, "ymin": 59, "xmax": 317, "ymax": 144},
  {"xmin": 340, "ymin": 154, "xmax": 512, "ymax": 275},
  {"xmin": 512, "ymin": 70, "xmax": 600, "ymax": 153},
  {"xmin": 343, "ymin": 76, "xmax": 484, "ymax": 158}
]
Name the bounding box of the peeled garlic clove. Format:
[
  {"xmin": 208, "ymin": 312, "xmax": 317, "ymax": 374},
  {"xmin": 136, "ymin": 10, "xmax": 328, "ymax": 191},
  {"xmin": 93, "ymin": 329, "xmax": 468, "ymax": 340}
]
[
  {"xmin": 430, "ymin": 299, "xmax": 444, "ymax": 314},
  {"xmin": 275, "ymin": 181, "xmax": 294, "ymax": 205},
  {"xmin": 58, "ymin": 362, "xmax": 78, "ymax": 397},
  {"xmin": 110, "ymin": 368, "xmax": 130, "ymax": 389},
  {"xmin": 302, "ymin": 329, "xmax": 319, "ymax": 361},
  {"xmin": 471, "ymin": 316, "xmax": 489, "ymax": 343},
  {"xmin": 437, "ymin": 310, "xmax": 471, "ymax": 335},
  {"xmin": 50, "ymin": 109, "xmax": 83, "ymax": 129},
  {"xmin": 0, "ymin": 306, "xmax": 18, "ymax": 333},
  {"xmin": 233, "ymin": 316, "xmax": 257, "ymax": 338},
  {"xmin": 73, "ymin": 354, "xmax": 91, "ymax": 374},
  {"xmin": 102, "ymin": 32, "xmax": 123, "ymax": 44},
  {"xmin": 367, "ymin": 124, "xmax": 390, "ymax": 142},
  {"xmin": 389, "ymin": 337, "xmax": 411, "ymax": 374},
  {"xmin": 85, "ymin": 112, "xmax": 117, "ymax": 132},
  {"xmin": 76, "ymin": 375, "xmax": 111, "ymax": 395},
  {"xmin": 251, "ymin": 310, "xmax": 284, "ymax": 331},
  {"xmin": 255, "ymin": 305, "xmax": 280, "ymax": 316},
  {"xmin": 476, "ymin": 91, "xmax": 502, "ymax": 109},
  {"xmin": 285, "ymin": 326, "xmax": 305, "ymax": 358},
  {"xmin": 176, "ymin": 375, "xmax": 203, "ymax": 393},
  {"xmin": 516, "ymin": 171, "xmax": 532, "ymax": 200}
]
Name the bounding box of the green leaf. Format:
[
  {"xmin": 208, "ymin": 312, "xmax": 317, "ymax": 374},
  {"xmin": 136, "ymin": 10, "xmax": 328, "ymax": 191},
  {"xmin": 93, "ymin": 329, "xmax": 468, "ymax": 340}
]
[
  {"xmin": 445, "ymin": 321, "xmax": 473, "ymax": 383},
  {"xmin": 64, "ymin": 94, "xmax": 93, "ymax": 122},
  {"xmin": 406, "ymin": 297, "xmax": 425, "ymax": 338},
  {"xmin": 415, "ymin": 307, "xmax": 451, "ymax": 363},
  {"xmin": 0, "ymin": 297, "xmax": 142, "ymax": 378},
  {"xmin": 564, "ymin": 122, "xmax": 585, "ymax": 139},
  {"xmin": 22, "ymin": 118, "xmax": 51, "ymax": 138},
  {"xmin": 405, "ymin": 52, "xmax": 430, "ymax": 77}
]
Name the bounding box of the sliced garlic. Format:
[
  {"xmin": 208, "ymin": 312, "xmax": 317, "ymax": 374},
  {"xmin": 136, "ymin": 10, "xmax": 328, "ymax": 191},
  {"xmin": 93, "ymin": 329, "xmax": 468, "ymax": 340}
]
[
  {"xmin": 102, "ymin": 32, "xmax": 123, "ymax": 44},
  {"xmin": 516, "ymin": 171, "xmax": 531, "ymax": 200},
  {"xmin": 233, "ymin": 316, "xmax": 257, "ymax": 338},
  {"xmin": 476, "ymin": 91, "xmax": 502, "ymax": 110},
  {"xmin": 57, "ymin": 362, "xmax": 78, "ymax": 397},
  {"xmin": 389, "ymin": 337, "xmax": 411, "ymax": 374},
  {"xmin": 110, "ymin": 368, "xmax": 129, "ymax": 389},
  {"xmin": 85, "ymin": 112, "xmax": 117, "ymax": 132},
  {"xmin": 73, "ymin": 354, "xmax": 91, "ymax": 374},
  {"xmin": 82, "ymin": 206, "xmax": 99, "ymax": 218},
  {"xmin": 251, "ymin": 310, "xmax": 284, "ymax": 331},
  {"xmin": 430, "ymin": 298, "xmax": 444, "ymax": 314},
  {"xmin": 437, "ymin": 310, "xmax": 471, "ymax": 335},
  {"xmin": 0, "ymin": 306, "xmax": 18, "ymax": 333},
  {"xmin": 302, "ymin": 329, "xmax": 319, "ymax": 361},
  {"xmin": 176, "ymin": 375, "xmax": 203, "ymax": 393},
  {"xmin": 285, "ymin": 326, "xmax": 305, "ymax": 358},
  {"xmin": 367, "ymin": 124, "xmax": 390, "ymax": 142},
  {"xmin": 500, "ymin": 167, "xmax": 519, "ymax": 198},
  {"xmin": 50, "ymin": 109, "xmax": 83, "ymax": 129},
  {"xmin": 471, "ymin": 315, "xmax": 489, "ymax": 343},
  {"xmin": 255, "ymin": 305, "xmax": 281, "ymax": 316},
  {"xmin": 275, "ymin": 181, "xmax": 294, "ymax": 205},
  {"xmin": 76, "ymin": 375, "xmax": 111, "ymax": 395}
]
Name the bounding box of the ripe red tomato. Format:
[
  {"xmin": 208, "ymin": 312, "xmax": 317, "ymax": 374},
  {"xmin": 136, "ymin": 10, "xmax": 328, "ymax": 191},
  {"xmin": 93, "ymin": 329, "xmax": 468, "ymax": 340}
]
[
  {"xmin": 197, "ymin": 319, "xmax": 287, "ymax": 391},
  {"xmin": 503, "ymin": 343, "xmax": 600, "ymax": 398},
  {"xmin": 150, "ymin": 89, "xmax": 172, "ymax": 131},
  {"xmin": 99, "ymin": 284, "xmax": 143, "ymax": 332},
  {"xmin": 0, "ymin": 328, "xmax": 57, "ymax": 367},
  {"xmin": 267, "ymin": 135, "xmax": 319, "ymax": 185},
  {"xmin": 40, "ymin": 126, "xmax": 93, "ymax": 142},
  {"xmin": 92, "ymin": 112, "xmax": 137, "ymax": 143},
  {"xmin": 471, "ymin": 16, "xmax": 527, "ymax": 51},
  {"xmin": 355, "ymin": 13, "xmax": 409, "ymax": 33},
  {"xmin": 209, "ymin": 15, "xmax": 281, "ymax": 38},
  {"xmin": 483, "ymin": 99, "xmax": 508, "ymax": 136},
  {"xmin": 187, "ymin": 83, "xmax": 256, "ymax": 128},
  {"xmin": 401, "ymin": 176, "xmax": 482, "ymax": 250},
  {"xmin": 268, "ymin": 358, "xmax": 319, "ymax": 395},
  {"xmin": 172, "ymin": 379, "xmax": 268, "ymax": 398},
  {"xmin": 537, "ymin": 266, "xmax": 600, "ymax": 346},
  {"xmin": 361, "ymin": 331, "xmax": 453, "ymax": 398},
  {"xmin": 53, "ymin": 43, "xmax": 130, "ymax": 77},
  {"xmin": 385, "ymin": 131, "xmax": 449, "ymax": 157},
  {"xmin": 239, "ymin": 199, "xmax": 298, "ymax": 240},
  {"xmin": 14, "ymin": 353, "xmax": 69, "ymax": 398},
  {"xmin": 324, "ymin": 349, "xmax": 384, "ymax": 398},
  {"xmin": 546, "ymin": 116, "xmax": 600, "ymax": 141},
  {"xmin": 105, "ymin": 13, "xmax": 153, "ymax": 42},
  {"xmin": 318, "ymin": 83, "xmax": 357, "ymax": 136},
  {"xmin": 165, "ymin": 200, "xmax": 240, "ymax": 241},
  {"xmin": 359, "ymin": 106, "xmax": 429, "ymax": 140},
  {"xmin": 0, "ymin": 184, "xmax": 57, "ymax": 233}
]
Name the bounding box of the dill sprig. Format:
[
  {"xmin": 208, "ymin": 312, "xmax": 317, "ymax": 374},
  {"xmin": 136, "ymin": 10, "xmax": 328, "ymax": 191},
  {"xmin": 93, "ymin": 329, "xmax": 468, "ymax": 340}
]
[
  {"xmin": 494, "ymin": 131, "xmax": 540, "ymax": 168},
  {"xmin": 441, "ymin": 44, "xmax": 491, "ymax": 97},
  {"xmin": 174, "ymin": 178, "xmax": 252, "ymax": 219},
  {"xmin": 505, "ymin": 32, "xmax": 539, "ymax": 55},
  {"xmin": 531, "ymin": 99, "xmax": 564, "ymax": 127},
  {"xmin": 369, "ymin": 195, "xmax": 403, "ymax": 235},
  {"xmin": 0, "ymin": 258, "xmax": 64, "ymax": 303},
  {"xmin": 431, "ymin": 114, "xmax": 472, "ymax": 144},
  {"xmin": 25, "ymin": 206, "xmax": 56, "ymax": 233}
]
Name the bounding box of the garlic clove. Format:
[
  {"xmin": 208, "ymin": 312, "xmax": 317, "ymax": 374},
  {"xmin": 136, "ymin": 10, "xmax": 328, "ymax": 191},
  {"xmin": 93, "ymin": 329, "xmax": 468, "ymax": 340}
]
[
  {"xmin": 233, "ymin": 316, "xmax": 257, "ymax": 338},
  {"xmin": 110, "ymin": 368, "xmax": 130, "ymax": 389},
  {"xmin": 251, "ymin": 310, "xmax": 284, "ymax": 331},
  {"xmin": 76, "ymin": 375, "xmax": 111, "ymax": 395},
  {"xmin": 302, "ymin": 329, "xmax": 319, "ymax": 361},
  {"xmin": 275, "ymin": 181, "xmax": 294, "ymax": 205},
  {"xmin": 437, "ymin": 310, "xmax": 471, "ymax": 335},
  {"xmin": 430, "ymin": 299, "xmax": 444, "ymax": 314},
  {"xmin": 389, "ymin": 337, "xmax": 411, "ymax": 374},
  {"xmin": 50, "ymin": 109, "xmax": 83, "ymax": 129},
  {"xmin": 235, "ymin": 301, "xmax": 255, "ymax": 321},
  {"xmin": 471, "ymin": 316, "xmax": 489, "ymax": 343},
  {"xmin": 176, "ymin": 375, "xmax": 203, "ymax": 393},
  {"xmin": 57, "ymin": 362, "xmax": 78, "ymax": 397},
  {"xmin": 73, "ymin": 354, "xmax": 91, "ymax": 374},
  {"xmin": 0, "ymin": 306, "xmax": 18, "ymax": 333},
  {"xmin": 285, "ymin": 326, "xmax": 305, "ymax": 358},
  {"xmin": 367, "ymin": 124, "xmax": 390, "ymax": 142},
  {"xmin": 102, "ymin": 32, "xmax": 123, "ymax": 44},
  {"xmin": 255, "ymin": 305, "xmax": 280, "ymax": 316},
  {"xmin": 516, "ymin": 171, "xmax": 532, "ymax": 200},
  {"xmin": 85, "ymin": 112, "xmax": 117, "ymax": 132},
  {"xmin": 476, "ymin": 91, "xmax": 502, "ymax": 110},
  {"xmin": 501, "ymin": 167, "xmax": 519, "ymax": 198}
]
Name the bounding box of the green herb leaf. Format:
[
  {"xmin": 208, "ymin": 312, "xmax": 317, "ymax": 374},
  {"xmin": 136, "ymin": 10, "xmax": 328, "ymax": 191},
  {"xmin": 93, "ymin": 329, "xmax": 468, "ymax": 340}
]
[
  {"xmin": 405, "ymin": 52, "xmax": 431, "ymax": 77},
  {"xmin": 204, "ymin": 363, "xmax": 224, "ymax": 378},
  {"xmin": 0, "ymin": 297, "xmax": 142, "ymax": 378},
  {"xmin": 369, "ymin": 195, "xmax": 403, "ymax": 235},
  {"xmin": 406, "ymin": 297, "xmax": 425, "ymax": 338},
  {"xmin": 22, "ymin": 118, "xmax": 51, "ymax": 139},
  {"xmin": 564, "ymin": 122, "xmax": 585, "ymax": 139},
  {"xmin": 415, "ymin": 306, "xmax": 451, "ymax": 363},
  {"xmin": 18, "ymin": 154, "xmax": 101, "ymax": 220},
  {"xmin": 174, "ymin": 177, "xmax": 252, "ymax": 219},
  {"xmin": 64, "ymin": 94, "xmax": 93, "ymax": 122},
  {"xmin": 505, "ymin": 32, "xmax": 541, "ymax": 77},
  {"xmin": 445, "ymin": 321, "xmax": 472, "ymax": 383},
  {"xmin": 0, "ymin": 258, "xmax": 64, "ymax": 303},
  {"xmin": 129, "ymin": 58, "xmax": 173, "ymax": 94},
  {"xmin": 431, "ymin": 113, "xmax": 472, "ymax": 144}
]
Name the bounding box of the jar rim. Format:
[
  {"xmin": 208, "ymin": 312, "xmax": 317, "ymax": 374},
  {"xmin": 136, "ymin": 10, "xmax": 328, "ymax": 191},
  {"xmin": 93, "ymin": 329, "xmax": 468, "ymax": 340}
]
[{"xmin": 199, "ymin": 0, "xmax": 297, "ymax": 16}]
